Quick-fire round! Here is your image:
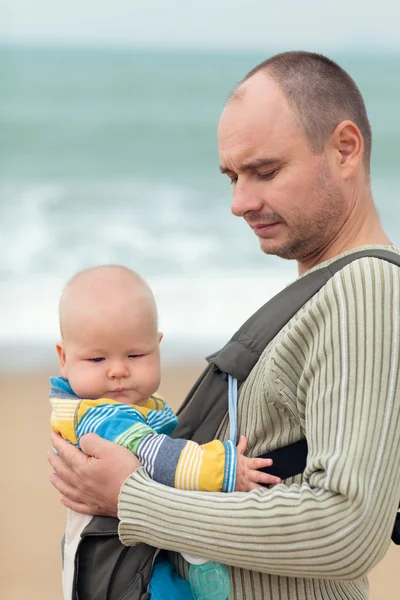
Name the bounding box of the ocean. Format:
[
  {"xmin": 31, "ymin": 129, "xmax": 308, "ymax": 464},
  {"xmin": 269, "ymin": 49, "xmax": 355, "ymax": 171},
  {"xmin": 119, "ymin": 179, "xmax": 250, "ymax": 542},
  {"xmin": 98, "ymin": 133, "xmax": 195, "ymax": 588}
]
[{"xmin": 1, "ymin": 44, "xmax": 400, "ymax": 369}]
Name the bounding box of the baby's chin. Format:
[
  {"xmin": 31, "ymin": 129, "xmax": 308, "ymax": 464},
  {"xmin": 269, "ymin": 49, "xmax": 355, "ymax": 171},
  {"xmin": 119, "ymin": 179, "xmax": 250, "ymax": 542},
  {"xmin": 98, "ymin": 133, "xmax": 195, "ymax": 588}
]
[{"xmin": 99, "ymin": 390, "xmax": 148, "ymax": 406}]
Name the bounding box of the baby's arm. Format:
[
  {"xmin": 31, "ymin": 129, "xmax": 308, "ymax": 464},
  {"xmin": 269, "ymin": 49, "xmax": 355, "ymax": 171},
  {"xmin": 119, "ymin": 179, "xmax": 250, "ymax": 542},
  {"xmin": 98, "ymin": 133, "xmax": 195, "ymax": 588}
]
[
  {"xmin": 52, "ymin": 399, "xmax": 280, "ymax": 493},
  {"xmin": 136, "ymin": 433, "xmax": 280, "ymax": 493}
]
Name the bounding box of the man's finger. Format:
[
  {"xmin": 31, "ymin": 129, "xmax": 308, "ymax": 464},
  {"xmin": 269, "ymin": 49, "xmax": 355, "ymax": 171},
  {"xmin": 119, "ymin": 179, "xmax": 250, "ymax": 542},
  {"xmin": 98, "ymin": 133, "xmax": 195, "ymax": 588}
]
[
  {"xmin": 60, "ymin": 496, "xmax": 94, "ymax": 515},
  {"xmin": 47, "ymin": 450, "xmax": 79, "ymax": 487},
  {"xmin": 80, "ymin": 432, "xmax": 114, "ymax": 458},
  {"xmin": 50, "ymin": 432, "xmax": 85, "ymax": 468},
  {"xmin": 49, "ymin": 472, "xmax": 84, "ymax": 502}
]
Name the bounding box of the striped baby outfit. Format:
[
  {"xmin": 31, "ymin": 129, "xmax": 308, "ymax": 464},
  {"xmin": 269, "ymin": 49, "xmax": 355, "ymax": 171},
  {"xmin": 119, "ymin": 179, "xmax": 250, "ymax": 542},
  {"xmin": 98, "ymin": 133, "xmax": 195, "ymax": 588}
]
[
  {"xmin": 50, "ymin": 376, "xmax": 237, "ymax": 493},
  {"xmin": 50, "ymin": 376, "xmax": 237, "ymax": 599}
]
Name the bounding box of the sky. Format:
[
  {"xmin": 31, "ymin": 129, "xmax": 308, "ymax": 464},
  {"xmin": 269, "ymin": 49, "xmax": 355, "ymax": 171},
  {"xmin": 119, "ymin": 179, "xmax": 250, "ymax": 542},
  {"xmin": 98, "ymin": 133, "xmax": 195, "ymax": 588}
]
[{"xmin": 2, "ymin": 0, "xmax": 400, "ymax": 52}]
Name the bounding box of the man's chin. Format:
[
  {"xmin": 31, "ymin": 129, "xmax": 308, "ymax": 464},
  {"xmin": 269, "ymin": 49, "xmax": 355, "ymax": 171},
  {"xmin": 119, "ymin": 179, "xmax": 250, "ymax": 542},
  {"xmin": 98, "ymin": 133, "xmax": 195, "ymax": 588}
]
[{"xmin": 259, "ymin": 239, "xmax": 296, "ymax": 260}]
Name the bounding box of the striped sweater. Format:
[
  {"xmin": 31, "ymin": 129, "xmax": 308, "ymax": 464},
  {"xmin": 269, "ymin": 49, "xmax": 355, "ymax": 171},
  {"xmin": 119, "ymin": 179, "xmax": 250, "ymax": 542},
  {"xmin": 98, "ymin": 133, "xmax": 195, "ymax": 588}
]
[
  {"xmin": 49, "ymin": 377, "xmax": 237, "ymax": 493},
  {"xmin": 118, "ymin": 245, "xmax": 400, "ymax": 600}
]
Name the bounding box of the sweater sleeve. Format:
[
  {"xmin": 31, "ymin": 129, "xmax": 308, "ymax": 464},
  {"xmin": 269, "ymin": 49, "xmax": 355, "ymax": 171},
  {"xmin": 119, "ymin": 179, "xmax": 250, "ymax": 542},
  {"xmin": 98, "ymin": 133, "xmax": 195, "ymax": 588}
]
[{"xmin": 118, "ymin": 257, "xmax": 400, "ymax": 581}]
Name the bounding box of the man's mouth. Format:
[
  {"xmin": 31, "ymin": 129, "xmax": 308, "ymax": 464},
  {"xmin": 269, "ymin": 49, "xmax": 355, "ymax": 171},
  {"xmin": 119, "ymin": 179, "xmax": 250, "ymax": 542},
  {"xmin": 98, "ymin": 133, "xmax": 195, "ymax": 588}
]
[{"xmin": 250, "ymin": 222, "xmax": 281, "ymax": 235}]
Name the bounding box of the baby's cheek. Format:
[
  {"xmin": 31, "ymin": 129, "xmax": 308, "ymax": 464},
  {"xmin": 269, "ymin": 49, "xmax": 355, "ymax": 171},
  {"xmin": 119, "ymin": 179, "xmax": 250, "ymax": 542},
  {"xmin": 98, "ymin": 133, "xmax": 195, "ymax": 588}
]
[
  {"xmin": 68, "ymin": 376, "xmax": 88, "ymax": 398},
  {"xmin": 146, "ymin": 354, "xmax": 160, "ymax": 376},
  {"xmin": 144, "ymin": 364, "xmax": 161, "ymax": 395},
  {"xmin": 69, "ymin": 366, "xmax": 100, "ymax": 399}
]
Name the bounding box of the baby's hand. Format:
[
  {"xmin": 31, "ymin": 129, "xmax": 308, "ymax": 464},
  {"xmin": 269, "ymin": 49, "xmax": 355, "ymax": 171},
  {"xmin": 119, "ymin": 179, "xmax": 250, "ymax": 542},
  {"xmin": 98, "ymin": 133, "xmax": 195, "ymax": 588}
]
[{"xmin": 234, "ymin": 436, "xmax": 281, "ymax": 491}]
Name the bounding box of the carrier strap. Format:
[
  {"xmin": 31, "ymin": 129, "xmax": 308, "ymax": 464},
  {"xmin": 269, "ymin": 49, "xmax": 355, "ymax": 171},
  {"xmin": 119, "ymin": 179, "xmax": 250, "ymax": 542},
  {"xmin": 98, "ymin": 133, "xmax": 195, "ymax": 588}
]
[
  {"xmin": 174, "ymin": 249, "xmax": 400, "ymax": 444},
  {"xmin": 174, "ymin": 249, "xmax": 400, "ymax": 546}
]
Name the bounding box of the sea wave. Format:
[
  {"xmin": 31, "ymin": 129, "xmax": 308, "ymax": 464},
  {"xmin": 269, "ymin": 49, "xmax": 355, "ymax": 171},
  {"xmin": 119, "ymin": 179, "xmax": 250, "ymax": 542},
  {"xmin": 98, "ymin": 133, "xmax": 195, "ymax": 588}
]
[
  {"xmin": 0, "ymin": 269, "xmax": 295, "ymax": 370},
  {"xmin": 1, "ymin": 174, "xmax": 398, "ymax": 370},
  {"xmin": 0, "ymin": 179, "xmax": 296, "ymax": 368}
]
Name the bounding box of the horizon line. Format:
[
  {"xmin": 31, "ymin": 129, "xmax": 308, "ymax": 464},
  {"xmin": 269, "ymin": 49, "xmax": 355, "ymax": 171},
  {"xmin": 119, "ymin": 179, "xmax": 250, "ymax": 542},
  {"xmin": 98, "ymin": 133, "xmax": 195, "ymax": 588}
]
[{"xmin": 1, "ymin": 38, "xmax": 400, "ymax": 56}]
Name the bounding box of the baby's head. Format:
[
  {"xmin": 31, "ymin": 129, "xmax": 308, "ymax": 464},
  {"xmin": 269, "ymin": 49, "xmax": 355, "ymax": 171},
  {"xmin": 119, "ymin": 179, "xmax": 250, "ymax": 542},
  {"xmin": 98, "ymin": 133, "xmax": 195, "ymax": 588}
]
[{"xmin": 56, "ymin": 265, "xmax": 162, "ymax": 405}]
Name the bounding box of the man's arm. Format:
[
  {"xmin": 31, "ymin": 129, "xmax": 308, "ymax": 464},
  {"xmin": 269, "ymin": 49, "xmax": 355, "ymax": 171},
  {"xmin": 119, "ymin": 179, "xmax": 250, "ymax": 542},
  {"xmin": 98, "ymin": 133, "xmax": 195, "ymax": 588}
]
[{"xmin": 117, "ymin": 258, "xmax": 400, "ymax": 580}]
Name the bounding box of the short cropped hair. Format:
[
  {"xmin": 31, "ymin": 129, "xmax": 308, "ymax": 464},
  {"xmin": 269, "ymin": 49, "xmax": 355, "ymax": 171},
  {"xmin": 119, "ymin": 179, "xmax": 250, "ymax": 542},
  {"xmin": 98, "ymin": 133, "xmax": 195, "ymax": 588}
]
[{"xmin": 240, "ymin": 51, "xmax": 372, "ymax": 171}]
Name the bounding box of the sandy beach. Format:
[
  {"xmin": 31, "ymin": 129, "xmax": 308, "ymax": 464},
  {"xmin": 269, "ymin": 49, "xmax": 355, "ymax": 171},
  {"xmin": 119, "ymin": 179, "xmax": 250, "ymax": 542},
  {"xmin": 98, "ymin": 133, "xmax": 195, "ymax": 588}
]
[{"xmin": 1, "ymin": 366, "xmax": 398, "ymax": 600}]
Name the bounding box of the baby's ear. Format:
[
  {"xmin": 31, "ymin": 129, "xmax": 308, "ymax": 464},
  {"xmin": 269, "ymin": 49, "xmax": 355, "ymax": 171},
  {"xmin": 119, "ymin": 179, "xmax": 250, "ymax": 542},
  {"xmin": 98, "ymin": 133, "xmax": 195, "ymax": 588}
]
[
  {"xmin": 56, "ymin": 342, "xmax": 67, "ymax": 377},
  {"xmin": 158, "ymin": 332, "xmax": 163, "ymax": 344}
]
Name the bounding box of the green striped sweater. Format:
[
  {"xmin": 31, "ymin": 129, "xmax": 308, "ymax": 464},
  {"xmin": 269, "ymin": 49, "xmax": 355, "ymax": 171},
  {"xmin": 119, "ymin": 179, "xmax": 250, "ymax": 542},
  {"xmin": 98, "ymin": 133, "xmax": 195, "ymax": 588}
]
[{"xmin": 118, "ymin": 245, "xmax": 400, "ymax": 600}]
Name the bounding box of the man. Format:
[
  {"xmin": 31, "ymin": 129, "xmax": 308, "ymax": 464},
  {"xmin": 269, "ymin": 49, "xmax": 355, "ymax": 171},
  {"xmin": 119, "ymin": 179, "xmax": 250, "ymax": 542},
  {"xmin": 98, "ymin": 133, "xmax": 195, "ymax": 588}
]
[{"xmin": 49, "ymin": 51, "xmax": 400, "ymax": 599}]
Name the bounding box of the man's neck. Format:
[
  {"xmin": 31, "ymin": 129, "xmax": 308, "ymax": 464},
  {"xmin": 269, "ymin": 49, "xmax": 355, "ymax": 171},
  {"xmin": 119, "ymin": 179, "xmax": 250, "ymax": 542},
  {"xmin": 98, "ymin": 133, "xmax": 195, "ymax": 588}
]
[{"xmin": 297, "ymin": 208, "xmax": 392, "ymax": 275}]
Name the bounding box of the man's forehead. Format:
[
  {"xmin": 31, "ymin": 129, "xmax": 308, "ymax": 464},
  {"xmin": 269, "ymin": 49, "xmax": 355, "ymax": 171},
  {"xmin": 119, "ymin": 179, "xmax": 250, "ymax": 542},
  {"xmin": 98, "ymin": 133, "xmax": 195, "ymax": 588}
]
[
  {"xmin": 220, "ymin": 77, "xmax": 293, "ymax": 134},
  {"xmin": 218, "ymin": 75, "xmax": 300, "ymax": 167},
  {"xmin": 218, "ymin": 110, "xmax": 294, "ymax": 171}
]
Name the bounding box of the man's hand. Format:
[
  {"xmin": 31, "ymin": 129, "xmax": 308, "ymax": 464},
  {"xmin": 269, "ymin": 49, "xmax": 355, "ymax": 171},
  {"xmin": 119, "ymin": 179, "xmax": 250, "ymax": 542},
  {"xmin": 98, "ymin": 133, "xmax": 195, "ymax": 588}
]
[
  {"xmin": 48, "ymin": 432, "xmax": 141, "ymax": 517},
  {"xmin": 235, "ymin": 436, "xmax": 281, "ymax": 491}
]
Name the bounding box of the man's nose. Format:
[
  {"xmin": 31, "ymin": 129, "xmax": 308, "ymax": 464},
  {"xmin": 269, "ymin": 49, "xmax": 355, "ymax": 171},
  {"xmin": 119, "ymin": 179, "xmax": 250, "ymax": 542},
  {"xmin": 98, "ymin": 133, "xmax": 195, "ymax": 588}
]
[
  {"xmin": 108, "ymin": 362, "xmax": 129, "ymax": 379},
  {"xmin": 231, "ymin": 179, "xmax": 264, "ymax": 217}
]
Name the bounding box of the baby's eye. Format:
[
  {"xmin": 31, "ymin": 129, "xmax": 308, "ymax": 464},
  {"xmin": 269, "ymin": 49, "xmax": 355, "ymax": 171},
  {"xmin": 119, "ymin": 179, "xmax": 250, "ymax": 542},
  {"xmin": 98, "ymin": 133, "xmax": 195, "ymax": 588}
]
[
  {"xmin": 89, "ymin": 357, "xmax": 104, "ymax": 363},
  {"xmin": 128, "ymin": 354, "xmax": 143, "ymax": 359}
]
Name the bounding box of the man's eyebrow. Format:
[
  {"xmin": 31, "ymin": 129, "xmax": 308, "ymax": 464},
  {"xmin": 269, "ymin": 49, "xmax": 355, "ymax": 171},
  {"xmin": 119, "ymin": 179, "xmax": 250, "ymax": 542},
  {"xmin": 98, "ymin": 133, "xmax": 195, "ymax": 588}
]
[{"xmin": 219, "ymin": 158, "xmax": 281, "ymax": 174}]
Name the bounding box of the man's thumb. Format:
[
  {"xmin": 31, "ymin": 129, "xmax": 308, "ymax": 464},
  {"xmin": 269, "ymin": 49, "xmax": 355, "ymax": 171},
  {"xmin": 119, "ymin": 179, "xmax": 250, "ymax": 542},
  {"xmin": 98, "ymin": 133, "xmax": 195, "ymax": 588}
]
[{"xmin": 80, "ymin": 433, "xmax": 111, "ymax": 457}]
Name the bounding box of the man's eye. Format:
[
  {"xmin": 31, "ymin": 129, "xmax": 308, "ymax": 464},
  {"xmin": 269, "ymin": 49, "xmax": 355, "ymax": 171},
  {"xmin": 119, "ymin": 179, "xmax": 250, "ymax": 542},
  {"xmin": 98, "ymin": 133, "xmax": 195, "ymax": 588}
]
[
  {"xmin": 230, "ymin": 176, "xmax": 238, "ymax": 185},
  {"xmin": 257, "ymin": 170, "xmax": 277, "ymax": 181},
  {"xmin": 89, "ymin": 357, "xmax": 104, "ymax": 363}
]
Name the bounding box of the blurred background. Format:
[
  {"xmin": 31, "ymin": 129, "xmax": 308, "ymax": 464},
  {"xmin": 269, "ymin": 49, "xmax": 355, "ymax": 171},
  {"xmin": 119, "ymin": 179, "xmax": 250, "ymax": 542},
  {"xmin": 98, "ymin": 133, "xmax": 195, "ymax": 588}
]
[{"xmin": 1, "ymin": 1, "xmax": 399, "ymax": 598}]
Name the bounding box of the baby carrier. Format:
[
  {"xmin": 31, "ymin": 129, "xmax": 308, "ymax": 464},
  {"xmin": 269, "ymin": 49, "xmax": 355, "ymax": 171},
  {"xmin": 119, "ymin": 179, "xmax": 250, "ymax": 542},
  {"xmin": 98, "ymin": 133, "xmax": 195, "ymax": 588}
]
[{"xmin": 72, "ymin": 249, "xmax": 400, "ymax": 599}]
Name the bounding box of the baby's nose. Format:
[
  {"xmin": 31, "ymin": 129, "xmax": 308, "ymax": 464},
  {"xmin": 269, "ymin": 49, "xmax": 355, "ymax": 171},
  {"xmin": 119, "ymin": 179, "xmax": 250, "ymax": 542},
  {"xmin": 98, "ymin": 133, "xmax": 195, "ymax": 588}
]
[{"xmin": 108, "ymin": 362, "xmax": 129, "ymax": 379}]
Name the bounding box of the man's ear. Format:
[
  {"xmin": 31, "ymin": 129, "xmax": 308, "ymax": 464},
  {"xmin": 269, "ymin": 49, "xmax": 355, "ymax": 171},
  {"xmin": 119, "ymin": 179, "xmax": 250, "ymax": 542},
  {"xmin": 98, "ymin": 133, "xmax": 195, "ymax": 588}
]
[
  {"xmin": 158, "ymin": 332, "xmax": 163, "ymax": 344},
  {"xmin": 56, "ymin": 342, "xmax": 68, "ymax": 378},
  {"xmin": 331, "ymin": 119, "xmax": 364, "ymax": 179}
]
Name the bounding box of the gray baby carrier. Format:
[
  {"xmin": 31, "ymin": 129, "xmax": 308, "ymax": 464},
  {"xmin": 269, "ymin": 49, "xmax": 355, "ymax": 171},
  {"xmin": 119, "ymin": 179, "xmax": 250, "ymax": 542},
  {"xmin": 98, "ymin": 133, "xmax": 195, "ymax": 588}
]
[{"xmin": 72, "ymin": 249, "xmax": 400, "ymax": 600}]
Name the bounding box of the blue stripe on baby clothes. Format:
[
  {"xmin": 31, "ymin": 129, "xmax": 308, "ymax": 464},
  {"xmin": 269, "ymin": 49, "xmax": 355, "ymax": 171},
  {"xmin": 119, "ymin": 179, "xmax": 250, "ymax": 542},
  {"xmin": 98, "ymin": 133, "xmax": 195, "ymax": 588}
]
[
  {"xmin": 49, "ymin": 376, "xmax": 79, "ymax": 399},
  {"xmin": 137, "ymin": 435, "xmax": 187, "ymax": 487},
  {"xmin": 77, "ymin": 404, "xmax": 146, "ymax": 442},
  {"xmin": 146, "ymin": 405, "xmax": 178, "ymax": 435},
  {"xmin": 136, "ymin": 433, "xmax": 166, "ymax": 477},
  {"xmin": 222, "ymin": 440, "xmax": 237, "ymax": 493}
]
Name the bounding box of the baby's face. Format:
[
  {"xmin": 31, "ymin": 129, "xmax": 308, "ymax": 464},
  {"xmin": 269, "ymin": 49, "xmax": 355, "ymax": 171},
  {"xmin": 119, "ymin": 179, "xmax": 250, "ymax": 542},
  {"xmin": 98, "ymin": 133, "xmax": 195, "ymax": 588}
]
[{"xmin": 57, "ymin": 308, "xmax": 162, "ymax": 405}]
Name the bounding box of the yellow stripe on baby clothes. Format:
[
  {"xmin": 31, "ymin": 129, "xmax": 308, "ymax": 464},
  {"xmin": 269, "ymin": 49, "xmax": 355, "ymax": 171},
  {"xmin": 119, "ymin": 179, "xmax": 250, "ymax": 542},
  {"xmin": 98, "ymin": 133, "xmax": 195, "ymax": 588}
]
[
  {"xmin": 75, "ymin": 397, "xmax": 151, "ymax": 422},
  {"xmin": 50, "ymin": 394, "xmax": 166, "ymax": 446},
  {"xmin": 76, "ymin": 398, "xmax": 124, "ymax": 422},
  {"xmin": 49, "ymin": 397, "xmax": 80, "ymax": 445},
  {"xmin": 187, "ymin": 441, "xmax": 201, "ymax": 490},
  {"xmin": 144, "ymin": 393, "xmax": 165, "ymax": 411},
  {"xmin": 197, "ymin": 440, "xmax": 225, "ymax": 492},
  {"xmin": 76, "ymin": 396, "xmax": 165, "ymax": 422},
  {"xmin": 174, "ymin": 439, "xmax": 226, "ymax": 492},
  {"xmin": 175, "ymin": 441, "xmax": 202, "ymax": 490}
]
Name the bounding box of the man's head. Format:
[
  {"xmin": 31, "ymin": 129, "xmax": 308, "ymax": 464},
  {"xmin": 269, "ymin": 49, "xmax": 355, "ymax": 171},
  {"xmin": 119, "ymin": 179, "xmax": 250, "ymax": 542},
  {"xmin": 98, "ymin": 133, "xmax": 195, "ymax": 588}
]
[
  {"xmin": 218, "ymin": 51, "xmax": 374, "ymax": 268},
  {"xmin": 57, "ymin": 265, "xmax": 162, "ymax": 405}
]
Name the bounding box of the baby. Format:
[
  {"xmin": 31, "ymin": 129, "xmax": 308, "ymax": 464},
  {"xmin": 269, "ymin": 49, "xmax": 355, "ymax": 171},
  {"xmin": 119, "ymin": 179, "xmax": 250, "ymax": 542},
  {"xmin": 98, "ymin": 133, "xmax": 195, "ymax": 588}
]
[{"xmin": 50, "ymin": 265, "xmax": 280, "ymax": 600}]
